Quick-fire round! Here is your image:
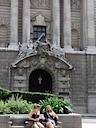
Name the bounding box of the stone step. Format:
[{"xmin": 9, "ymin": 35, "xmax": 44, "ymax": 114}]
[{"xmin": 10, "ymin": 126, "xmax": 25, "ymax": 128}]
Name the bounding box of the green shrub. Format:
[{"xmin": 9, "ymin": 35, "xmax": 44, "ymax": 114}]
[
  {"xmin": 0, "ymin": 87, "xmax": 11, "ymax": 101},
  {"xmin": 40, "ymin": 97, "xmax": 74, "ymax": 114},
  {"xmin": 0, "ymin": 87, "xmax": 61, "ymax": 103},
  {"xmin": 0, "ymin": 100, "xmax": 5, "ymax": 114},
  {"xmin": 10, "ymin": 91, "xmax": 57, "ymax": 103},
  {"xmin": 0, "ymin": 87, "xmax": 74, "ymax": 114},
  {"xmin": 0, "ymin": 95, "xmax": 33, "ymax": 114}
]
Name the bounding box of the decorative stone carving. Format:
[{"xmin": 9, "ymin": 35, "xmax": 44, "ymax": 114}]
[
  {"xmin": 11, "ymin": 33, "xmax": 73, "ymax": 97},
  {"xmin": 12, "ymin": 33, "xmax": 72, "ymax": 70},
  {"xmin": 31, "ymin": 0, "xmax": 50, "ymax": 9},
  {"xmin": 17, "ymin": 68, "xmax": 26, "ymax": 76},
  {"xmin": 71, "ymin": 0, "xmax": 81, "ymax": 10}
]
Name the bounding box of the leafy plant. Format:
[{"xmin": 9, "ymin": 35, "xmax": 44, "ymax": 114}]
[
  {"xmin": 0, "ymin": 95, "xmax": 33, "ymax": 114},
  {"xmin": 40, "ymin": 97, "xmax": 74, "ymax": 114},
  {"xmin": 0, "ymin": 86, "xmax": 62, "ymax": 103},
  {"xmin": 0, "ymin": 100, "xmax": 5, "ymax": 114}
]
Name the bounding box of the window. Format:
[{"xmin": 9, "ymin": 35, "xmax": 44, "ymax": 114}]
[{"xmin": 33, "ymin": 26, "xmax": 46, "ymax": 43}]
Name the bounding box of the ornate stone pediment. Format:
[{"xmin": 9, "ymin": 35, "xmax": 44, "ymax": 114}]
[
  {"xmin": 31, "ymin": 13, "xmax": 51, "ymax": 22},
  {"xmin": 11, "ymin": 34, "xmax": 73, "ymax": 70}
]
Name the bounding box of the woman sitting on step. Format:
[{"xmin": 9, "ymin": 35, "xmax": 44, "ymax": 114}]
[
  {"xmin": 29, "ymin": 104, "xmax": 44, "ymax": 128},
  {"xmin": 44, "ymin": 105, "xmax": 58, "ymax": 128},
  {"xmin": 29, "ymin": 104, "xmax": 54, "ymax": 128}
]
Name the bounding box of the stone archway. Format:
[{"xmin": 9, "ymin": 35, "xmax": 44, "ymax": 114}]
[{"xmin": 29, "ymin": 69, "xmax": 52, "ymax": 93}]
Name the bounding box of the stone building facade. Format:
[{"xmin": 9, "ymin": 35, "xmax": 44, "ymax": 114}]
[{"xmin": 0, "ymin": 0, "xmax": 96, "ymax": 114}]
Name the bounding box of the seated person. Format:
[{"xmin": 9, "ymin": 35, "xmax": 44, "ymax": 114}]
[
  {"xmin": 29, "ymin": 104, "xmax": 44, "ymax": 128},
  {"xmin": 44, "ymin": 105, "xmax": 58, "ymax": 127}
]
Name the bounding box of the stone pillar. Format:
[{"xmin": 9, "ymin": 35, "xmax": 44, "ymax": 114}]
[
  {"xmin": 82, "ymin": 0, "xmax": 87, "ymax": 49},
  {"xmin": 22, "ymin": 0, "xmax": 30, "ymax": 44},
  {"xmin": 87, "ymin": 0, "xmax": 96, "ymax": 52},
  {"xmin": 52, "ymin": 0, "xmax": 60, "ymax": 47},
  {"xmin": 9, "ymin": 0, "xmax": 18, "ymax": 50},
  {"xmin": 63, "ymin": 0, "xmax": 73, "ymax": 52}
]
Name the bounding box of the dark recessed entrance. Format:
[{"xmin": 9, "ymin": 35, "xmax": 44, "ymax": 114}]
[{"xmin": 29, "ymin": 69, "xmax": 52, "ymax": 93}]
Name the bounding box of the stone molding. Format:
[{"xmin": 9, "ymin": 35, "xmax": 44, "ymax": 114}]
[{"xmin": 31, "ymin": 12, "xmax": 51, "ymax": 22}]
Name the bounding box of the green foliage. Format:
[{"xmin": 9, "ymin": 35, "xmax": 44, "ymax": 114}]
[
  {"xmin": 10, "ymin": 90, "xmax": 57, "ymax": 103},
  {"xmin": 0, "ymin": 87, "xmax": 11, "ymax": 101},
  {"xmin": 0, "ymin": 100, "xmax": 5, "ymax": 114},
  {"xmin": 40, "ymin": 97, "xmax": 74, "ymax": 114},
  {"xmin": 0, "ymin": 95, "xmax": 33, "ymax": 114},
  {"xmin": 0, "ymin": 87, "xmax": 74, "ymax": 114},
  {"xmin": 0, "ymin": 87, "xmax": 59, "ymax": 103}
]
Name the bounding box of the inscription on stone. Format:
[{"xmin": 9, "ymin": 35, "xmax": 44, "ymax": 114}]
[{"xmin": 31, "ymin": 0, "xmax": 50, "ymax": 9}]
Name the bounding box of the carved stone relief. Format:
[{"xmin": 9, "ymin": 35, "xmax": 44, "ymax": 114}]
[
  {"xmin": 31, "ymin": 0, "xmax": 50, "ymax": 9},
  {"xmin": 71, "ymin": 0, "xmax": 81, "ymax": 10}
]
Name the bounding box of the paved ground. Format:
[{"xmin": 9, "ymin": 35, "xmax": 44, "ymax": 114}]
[{"xmin": 82, "ymin": 118, "xmax": 96, "ymax": 128}]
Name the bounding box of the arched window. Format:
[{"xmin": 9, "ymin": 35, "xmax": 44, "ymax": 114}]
[{"xmin": 0, "ymin": 24, "xmax": 8, "ymax": 47}]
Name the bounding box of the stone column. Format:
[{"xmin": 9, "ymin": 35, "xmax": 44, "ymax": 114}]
[
  {"xmin": 87, "ymin": 0, "xmax": 96, "ymax": 52},
  {"xmin": 63, "ymin": 0, "xmax": 73, "ymax": 52},
  {"xmin": 9, "ymin": 0, "xmax": 18, "ymax": 50},
  {"xmin": 52, "ymin": 0, "xmax": 60, "ymax": 47},
  {"xmin": 82, "ymin": 0, "xmax": 87, "ymax": 49},
  {"xmin": 22, "ymin": 0, "xmax": 30, "ymax": 44}
]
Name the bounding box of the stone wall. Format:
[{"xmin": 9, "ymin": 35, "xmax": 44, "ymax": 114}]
[
  {"xmin": 66, "ymin": 52, "xmax": 96, "ymax": 114},
  {"xmin": 0, "ymin": 50, "xmax": 96, "ymax": 114},
  {"xmin": 0, "ymin": 115, "xmax": 10, "ymax": 128},
  {"xmin": 0, "ymin": 51, "xmax": 18, "ymax": 89}
]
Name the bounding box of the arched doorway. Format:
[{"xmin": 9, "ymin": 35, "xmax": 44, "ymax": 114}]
[{"xmin": 29, "ymin": 69, "xmax": 52, "ymax": 93}]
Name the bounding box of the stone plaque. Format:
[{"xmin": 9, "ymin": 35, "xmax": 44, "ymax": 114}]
[{"xmin": 31, "ymin": 0, "xmax": 51, "ymax": 9}]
